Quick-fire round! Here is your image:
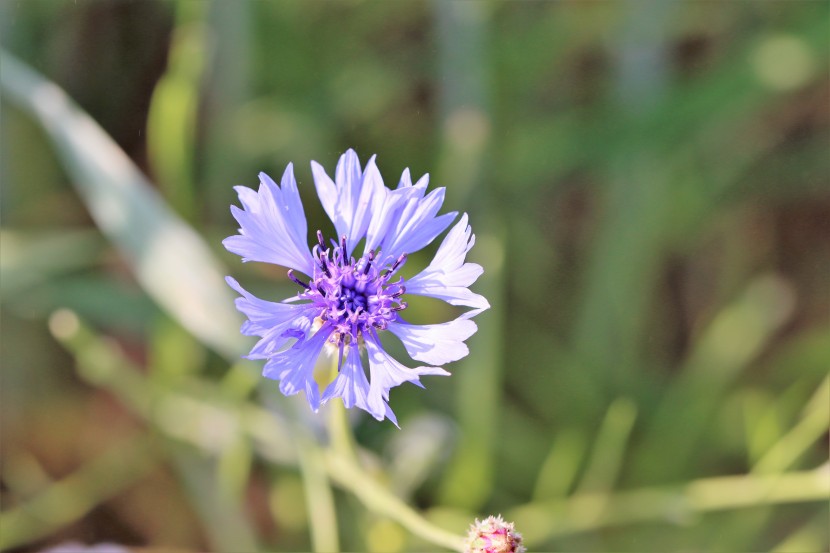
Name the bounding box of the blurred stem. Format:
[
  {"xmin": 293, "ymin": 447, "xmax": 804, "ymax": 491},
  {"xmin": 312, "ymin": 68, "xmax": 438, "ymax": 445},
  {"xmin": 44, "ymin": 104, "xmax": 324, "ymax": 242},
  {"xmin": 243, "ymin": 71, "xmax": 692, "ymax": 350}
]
[
  {"xmin": 319, "ymin": 356, "xmax": 467, "ymax": 552},
  {"xmin": 564, "ymin": 399, "xmax": 638, "ymax": 529},
  {"xmin": 292, "ymin": 356, "xmax": 342, "ymax": 553},
  {"xmin": 0, "ymin": 434, "xmax": 158, "ymax": 550},
  {"xmin": 433, "ymin": 0, "xmax": 500, "ymax": 511},
  {"xmin": 634, "ymin": 275, "xmax": 796, "ymax": 483},
  {"xmin": 573, "ymin": 0, "xmax": 676, "ymax": 395},
  {"xmin": 576, "ymin": 398, "xmax": 638, "ymax": 494},
  {"xmin": 50, "ymin": 310, "xmax": 260, "ymax": 551},
  {"xmin": 325, "ymin": 450, "xmax": 466, "ymax": 552},
  {"xmin": 327, "ymin": 382, "xmax": 358, "ymax": 464},
  {"xmin": 50, "ymin": 308, "xmax": 297, "ymax": 466},
  {"xmin": 772, "ymin": 512, "xmax": 830, "ymax": 553},
  {"xmin": 532, "ymin": 428, "xmax": 588, "ymax": 501},
  {"xmin": 753, "ymin": 376, "xmax": 830, "ymax": 475},
  {"xmin": 201, "ymin": 0, "xmax": 251, "ymax": 220},
  {"xmin": 168, "ymin": 445, "xmax": 259, "ymax": 553},
  {"xmin": 296, "ymin": 433, "xmax": 340, "ymax": 553},
  {"xmin": 509, "ymin": 464, "xmax": 830, "ymax": 546},
  {"xmin": 146, "ymin": 1, "xmax": 207, "ymax": 222}
]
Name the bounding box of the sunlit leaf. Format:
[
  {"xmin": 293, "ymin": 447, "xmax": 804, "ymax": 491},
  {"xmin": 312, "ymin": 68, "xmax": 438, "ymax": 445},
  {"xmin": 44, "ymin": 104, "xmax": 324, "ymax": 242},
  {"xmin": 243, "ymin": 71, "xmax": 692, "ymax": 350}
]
[{"xmin": 0, "ymin": 51, "xmax": 245, "ymax": 359}]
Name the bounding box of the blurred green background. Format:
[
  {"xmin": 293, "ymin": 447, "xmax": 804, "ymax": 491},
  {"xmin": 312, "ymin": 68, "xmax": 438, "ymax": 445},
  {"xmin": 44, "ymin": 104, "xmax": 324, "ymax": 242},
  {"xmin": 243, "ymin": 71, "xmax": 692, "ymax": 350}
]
[{"xmin": 1, "ymin": 1, "xmax": 828, "ymax": 552}]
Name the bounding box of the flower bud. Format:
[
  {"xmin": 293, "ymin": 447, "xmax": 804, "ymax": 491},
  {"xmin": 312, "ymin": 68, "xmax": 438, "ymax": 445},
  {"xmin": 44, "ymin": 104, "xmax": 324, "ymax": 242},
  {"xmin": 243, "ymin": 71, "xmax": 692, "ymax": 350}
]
[{"xmin": 464, "ymin": 514, "xmax": 526, "ymax": 553}]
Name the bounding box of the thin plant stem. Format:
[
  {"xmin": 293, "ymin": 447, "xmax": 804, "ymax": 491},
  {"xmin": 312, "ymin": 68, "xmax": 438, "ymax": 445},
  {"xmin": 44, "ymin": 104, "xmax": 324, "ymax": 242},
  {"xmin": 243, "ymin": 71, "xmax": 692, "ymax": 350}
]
[
  {"xmin": 324, "ymin": 449, "xmax": 467, "ymax": 552},
  {"xmin": 326, "ymin": 356, "xmax": 359, "ymax": 465},
  {"xmin": 328, "ymin": 400, "xmax": 359, "ymax": 465},
  {"xmin": 296, "ymin": 431, "xmax": 341, "ymax": 553},
  {"xmin": 295, "ymin": 354, "xmax": 343, "ymax": 553},
  {"xmin": 508, "ymin": 464, "xmax": 830, "ymax": 546}
]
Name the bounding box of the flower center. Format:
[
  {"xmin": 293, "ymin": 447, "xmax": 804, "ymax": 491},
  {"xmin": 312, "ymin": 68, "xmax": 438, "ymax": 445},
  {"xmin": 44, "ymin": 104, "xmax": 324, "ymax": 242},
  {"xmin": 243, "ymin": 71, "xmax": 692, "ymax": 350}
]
[{"xmin": 288, "ymin": 231, "xmax": 408, "ymax": 346}]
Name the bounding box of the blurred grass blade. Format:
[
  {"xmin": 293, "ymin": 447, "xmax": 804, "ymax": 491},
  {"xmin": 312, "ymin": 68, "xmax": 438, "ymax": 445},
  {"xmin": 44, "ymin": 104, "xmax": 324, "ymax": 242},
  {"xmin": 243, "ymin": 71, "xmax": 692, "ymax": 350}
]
[
  {"xmin": 532, "ymin": 428, "xmax": 588, "ymax": 501},
  {"xmin": 772, "ymin": 512, "xmax": 830, "ymax": 553},
  {"xmin": 146, "ymin": 1, "xmax": 209, "ymax": 221},
  {"xmin": 753, "ymin": 376, "xmax": 830, "ymax": 475},
  {"xmin": 0, "ymin": 433, "xmax": 157, "ymax": 550},
  {"xmin": 433, "ymin": 0, "xmax": 501, "ymax": 511},
  {"xmin": 0, "ymin": 229, "xmax": 103, "ymax": 299},
  {"xmin": 387, "ymin": 414, "xmax": 455, "ymax": 500},
  {"xmin": 573, "ymin": 0, "xmax": 675, "ymax": 394},
  {"xmin": 169, "ymin": 445, "xmax": 260, "ymax": 552},
  {"xmin": 633, "ymin": 275, "xmax": 796, "ymax": 483},
  {"xmin": 0, "ymin": 50, "xmax": 245, "ymax": 359},
  {"xmin": 296, "ymin": 432, "xmax": 340, "ymax": 553},
  {"xmin": 509, "ymin": 465, "xmax": 830, "ymax": 547},
  {"xmin": 49, "ymin": 308, "xmax": 297, "ymax": 466},
  {"xmin": 576, "ymin": 398, "xmax": 637, "ymax": 494}
]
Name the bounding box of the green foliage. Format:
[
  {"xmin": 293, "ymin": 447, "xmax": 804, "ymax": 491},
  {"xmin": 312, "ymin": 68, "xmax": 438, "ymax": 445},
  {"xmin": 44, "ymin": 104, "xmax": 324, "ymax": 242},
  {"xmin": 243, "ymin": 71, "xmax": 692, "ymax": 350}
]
[{"xmin": 1, "ymin": 1, "xmax": 828, "ymax": 551}]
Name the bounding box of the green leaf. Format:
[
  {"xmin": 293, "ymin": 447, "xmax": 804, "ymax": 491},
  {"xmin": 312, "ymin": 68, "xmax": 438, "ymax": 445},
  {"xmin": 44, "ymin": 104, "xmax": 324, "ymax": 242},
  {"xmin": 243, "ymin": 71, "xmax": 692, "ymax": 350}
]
[{"xmin": 0, "ymin": 50, "xmax": 245, "ymax": 360}]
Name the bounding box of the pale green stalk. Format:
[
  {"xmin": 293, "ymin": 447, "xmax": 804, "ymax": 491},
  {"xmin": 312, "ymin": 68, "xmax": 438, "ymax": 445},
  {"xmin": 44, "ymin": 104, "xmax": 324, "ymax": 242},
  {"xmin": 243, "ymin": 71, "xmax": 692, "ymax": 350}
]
[
  {"xmin": 322, "ymin": 355, "xmax": 465, "ymax": 551},
  {"xmin": 509, "ymin": 464, "xmax": 830, "ymax": 546},
  {"xmin": 753, "ymin": 376, "xmax": 830, "ymax": 475},
  {"xmin": 293, "ymin": 355, "xmax": 343, "ymax": 552},
  {"xmin": 433, "ymin": 0, "xmax": 501, "ymax": 511},
  {"xmin": 328, "ymin": 400, "xmax": 359, "ymax": 465},
  {"xmin": 324, "ymin": 449, "xmax": 466, "ymax": 552},
  {"xmin": 296, "ymin": 432, "xmax": 340, "ymax": 553}
]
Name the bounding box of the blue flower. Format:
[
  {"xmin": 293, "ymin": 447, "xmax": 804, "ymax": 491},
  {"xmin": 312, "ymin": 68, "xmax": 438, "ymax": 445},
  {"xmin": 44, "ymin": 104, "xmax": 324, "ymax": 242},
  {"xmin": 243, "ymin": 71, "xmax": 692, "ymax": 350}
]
[{"xmin": 224, "ymin": 149, "xmax": 488, "ymax": 425}]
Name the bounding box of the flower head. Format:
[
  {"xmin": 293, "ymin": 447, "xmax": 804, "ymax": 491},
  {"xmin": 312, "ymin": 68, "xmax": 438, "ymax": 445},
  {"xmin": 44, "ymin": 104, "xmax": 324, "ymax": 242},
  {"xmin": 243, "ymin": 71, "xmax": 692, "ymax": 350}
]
[
  {"xmin": 224, "ymin": 150, "xmax": 488, "ymax": 425},
  {"xmin": 465, "ymin": 515, "xmax": 526, "ymax": 553}
]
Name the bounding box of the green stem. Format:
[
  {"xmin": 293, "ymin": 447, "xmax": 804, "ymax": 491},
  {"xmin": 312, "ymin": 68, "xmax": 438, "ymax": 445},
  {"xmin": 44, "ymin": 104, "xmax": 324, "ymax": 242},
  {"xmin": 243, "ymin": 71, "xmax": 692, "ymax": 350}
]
[
  {"xmin": 296, "ymin": 432, "xmax": 340, "ymax": 553},
  {"xmin": 328, "ymin": 400, "xmax": 359, "ymax": 464},
  {"xmin": 509, "ymin": 464, "xmax": 830, "ymax": 546},
  {"xmin": 294, "ymin": 354, "xmax": 344, "ymax": 552},
  {"xmin": 324, "ymin": 450, "xmax": 466, "ymax": 552},
  {"xmin": 326, "ymin": 353, "xmax": 359, "ymax": 464},
  {"xmin": 753, "ymin": 376, "xmax": 830, "ymax": 474},
  {"xmin": 321, "ymin": 355, "xmax": 465, "ymax": 551}
]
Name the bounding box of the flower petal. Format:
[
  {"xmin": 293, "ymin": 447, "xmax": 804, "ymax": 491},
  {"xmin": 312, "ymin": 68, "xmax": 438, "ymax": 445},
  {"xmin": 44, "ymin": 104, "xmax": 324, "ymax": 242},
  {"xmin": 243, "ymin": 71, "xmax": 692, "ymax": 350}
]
[
  {"xmin": 223, "ymin": 166, "xmax": 315, "ymax": 275},
  {"xmin": 381, "ymin": 187, "xmax": 456, "ymax": 261},
  {"xmin": 364, "ymin": 331, "xmax": 449, "ymax": 422},
  {"xmin": 310, "ymin": 160, "xmax": 338, "ymax": 223},
  {"xmin": 346, "ymin": 155, "xmax": 381, "ymax": 255},
  {"xmin": 322, "ymin": 344, "xmax": 368, "ymax": 409},
  {"xmin": 321, "ymin": 344, "xmax": 401, "ymax": 425},
  {"xmin": 363, "ymin": 185, "xmax": 420, "ymax": 255},
  {"xmin": 262, "ymin": 324, "xmax": 334, "ymax": 412},
  {"xmin": 335, "ymin": 148, "xmax": 363, "ymax": 220},
  {"xmin": 387, "ymin": 318, "xmax": 477, "ymax": 365},
  {"xmin": 226, "ymin": 276, "xmax": 318, "ymax": 358},
  {"xmin": 406, "ymin": 213, "xmax": 490, "ymax": 311},
  {"xmin": 311, "ymin": 149, "xmax": 374, "ymax": 257},
  {"xmin": 397, "ymin": 169, "xmax": 429, "ymax": 196}
]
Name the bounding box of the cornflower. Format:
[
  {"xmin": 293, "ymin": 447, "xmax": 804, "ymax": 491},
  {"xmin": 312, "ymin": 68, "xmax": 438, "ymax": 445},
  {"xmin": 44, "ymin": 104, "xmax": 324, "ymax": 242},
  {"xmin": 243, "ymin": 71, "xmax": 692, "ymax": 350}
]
[{"xmin": 224, "ymin": 150, "xmax": 488, "ymax": 425}]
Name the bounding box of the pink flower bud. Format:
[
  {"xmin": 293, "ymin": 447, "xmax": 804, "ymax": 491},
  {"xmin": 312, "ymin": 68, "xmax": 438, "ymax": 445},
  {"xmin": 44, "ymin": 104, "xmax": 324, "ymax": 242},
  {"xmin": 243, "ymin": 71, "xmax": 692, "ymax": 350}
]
[{"xmin": 464, "ymin": 514, "xmax": 526, "ymax": 553}]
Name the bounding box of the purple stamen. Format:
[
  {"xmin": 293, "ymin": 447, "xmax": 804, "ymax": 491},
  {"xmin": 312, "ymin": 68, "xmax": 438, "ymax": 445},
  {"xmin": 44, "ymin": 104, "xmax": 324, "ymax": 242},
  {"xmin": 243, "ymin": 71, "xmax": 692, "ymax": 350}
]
[
  {"xmin": 287, "ymin": 269, "xmax": 310, "ymax": 290},
  {"xmin": 306, "ymin": 233, "xmax": 409, "ymax": 342},
  {"xmin": 381, "ymin": 253, "xmax": 408, "ymax": 280},
  {"xmin": 361, "ymin": 250, "xmax": 375, "ymax": 274}
]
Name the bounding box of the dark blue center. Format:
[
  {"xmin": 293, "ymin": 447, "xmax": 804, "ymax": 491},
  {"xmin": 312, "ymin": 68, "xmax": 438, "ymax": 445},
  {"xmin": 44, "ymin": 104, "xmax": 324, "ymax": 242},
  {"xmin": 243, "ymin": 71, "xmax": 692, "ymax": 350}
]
[{"xmin": 337, "ymin": 286, "xmax": 368, "ymax": 312}]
